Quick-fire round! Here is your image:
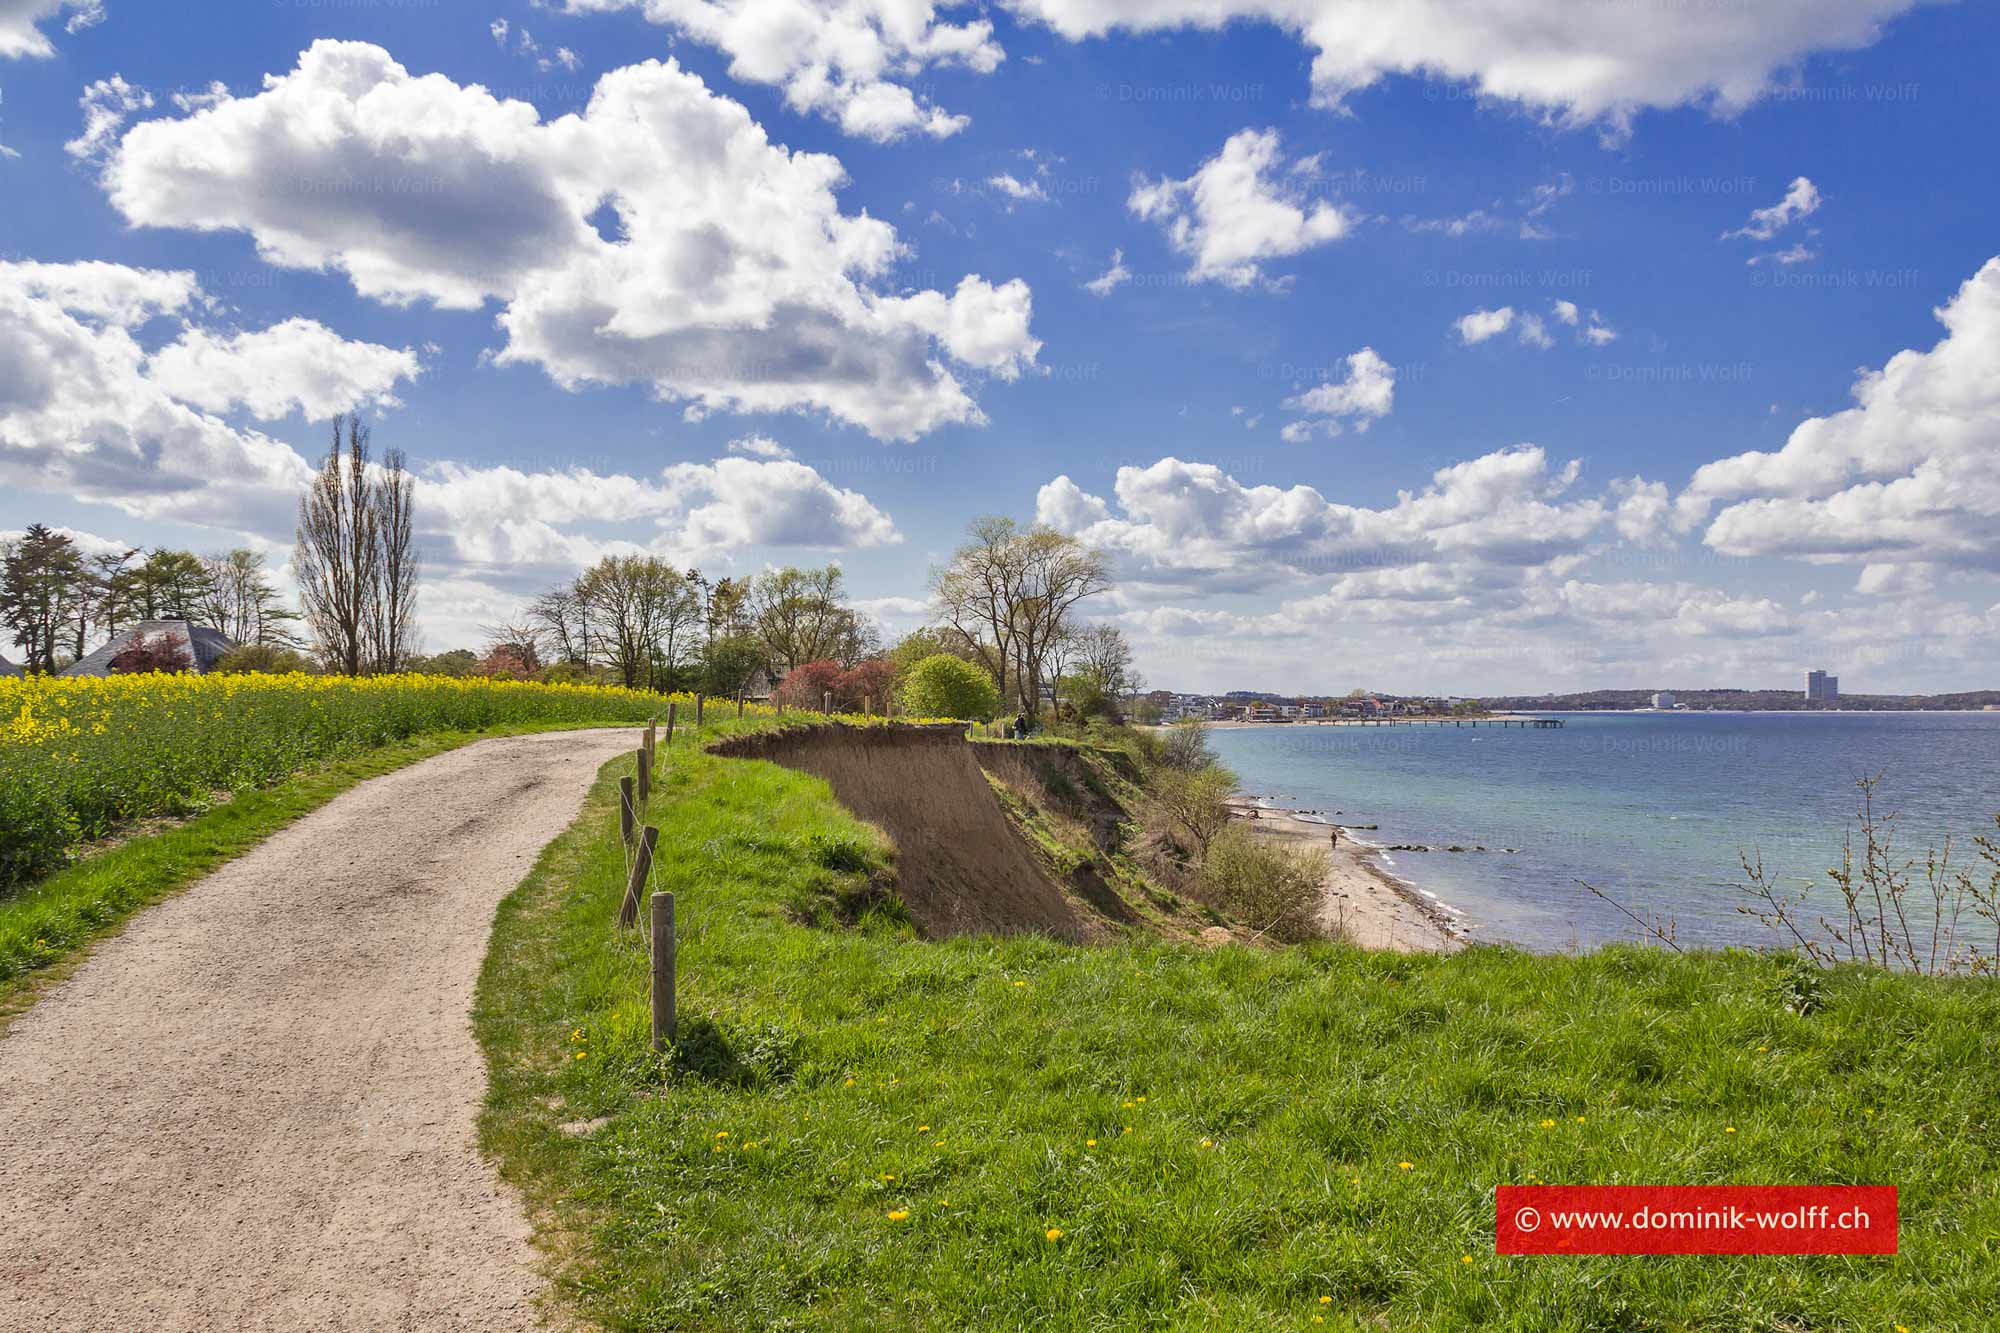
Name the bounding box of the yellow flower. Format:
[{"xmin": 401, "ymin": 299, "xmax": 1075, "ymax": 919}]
[
  {"xmin": 887, "ymin": 1210, "xmax": 909, "ymax": 1221},
  {"xmin": 573, "ymin": 1051, "xmax": 586, "ymax": 1060},
  {"xmin": 716, "ymin": 1131, "xmax": 729, "ymax": 1139},
  {"xmin": 1724, "ymin": 1126, "xmax": 1736, "ymax": 1134},
  {"xmin": 1200, "ymin": 1138, "xmax": 1213, "ymax": 1148},
  {"xmin": 1575, "ymin": 1116, "xmax": 1586, "ymax": 1123},
  {"xmin": 917, "ymin": 1125, "xmax": 930, "ymax": 1133},
  {"xmin": 1045, "ymin": 1228, "xmax": 1063, "ymax": 1241},
  {"xmin": 1538, "ymin": 1119, "xmax": 1555, "ymax": 1128},
  {"xmin": 1086, "ymin": 1138, "xmax": 1097, "ymax": 1147},
  {"xmin": 1319, "ymin": 1296, "xmax": 1332, "ymax": 1305},
  {"xmin": 881, "ymin": 1174, "xmax": 895, "ymax": 1181},
  {"xmin": 1460, "ymin": 1255, "xmax": 1473, "ymax": 1264}
]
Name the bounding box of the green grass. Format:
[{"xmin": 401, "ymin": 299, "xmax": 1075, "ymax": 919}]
[
  {"xmin": 0, "ymin": 719, "xmax": 643, "ymax": 1027},
  {"xmin": 476, "ymin": 735, "xmax": 2000, "ymax": 1330}
]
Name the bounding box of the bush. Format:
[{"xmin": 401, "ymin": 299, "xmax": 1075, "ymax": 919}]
[
  {"xmin": 900, "ymin": 653, "xmax": 999, "ymax": 720},
  {"xmin": 1156, "ymin": 719, "xmax": 1215, "ymax": 772},
  {"xmin": 774, "ymin": 660, "xmax": 846, "ymax": 711},
  {"xmin": 1198, "ymin": 825, "xmax": 1326, "ymax": 943},
  {"xmin": 1143, "ymin": 761, "xmax": 1237, "ymax": 857},
  {"xmin": 108, "ymin": 631, "xmax": 191, "ymax": 674},
  {"xmin": 213, "ymin": 644, "xmax": 314, "ymax": 675}
]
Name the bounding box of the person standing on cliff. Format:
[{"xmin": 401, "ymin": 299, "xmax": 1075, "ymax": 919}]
[{"xmin": 1014, "ymin": 711, "xmax": 1029, "ymax": 740}]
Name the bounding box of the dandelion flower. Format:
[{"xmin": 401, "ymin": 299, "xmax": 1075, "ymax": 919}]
[
  {"xmin": 888, "ymin": 1210, "xmax": 909, "ymax": 1221},
  {"xmin": 1398, "ymin": 1161, "xmax": 1413, "ymax": 1170},
  {"xmin": 573, "ymin": 1052, "xmax": 586, "ymax": 1061},
  {"xmin": 1539, "ymin": 1119, "xmax": 1555, "ymax": 1128},
  {"xmin": 1045, "ymin": 1228, "xmax": 1063, "ymax": 1241},
  {"xmin": 1122, "ymin": 1100, "xmax": 1135, "ymax": 1108},
  {"xmin": 1575, "ymin": 1116, "xmax": 1586, "ymax": 1123},
  {"xmin": 1319, "ymin": 1296, "xmax": 1332, "ymax": 1305},
  {"xmin": 1087, "ymin": 1139, "xmax": 1097, "ymax": 1147},
  {"xmin": 1201, "ymin": 1138, "xmax": 1213, "ymax": 1148},
  {"xmin": 844, "ymin": 1078, "xmax": 856, "ymax": 1087},
  {"xmin": 716, "ymin": 1132, "xmax": 729, "ymax": 1139},
  {"xmin": 1756, "ymin": 1045, "xmax": 1768, "ymax": 1053},
  {"xmin": 1724, "ymin": 1126, "xmax": 1736, "ymax": 1134},
  {"xmin": 1015, "ymin": 981, "xmax": 1028, "ymax": 988},
  {"xmin": 917, "ymin": 1125, "xmax": 930, "ymax": 1133},
  {"xmin": 1460, "ymin": 1255, "xmax": 1473, "ymax": 1264},
  {"xmin": 881, "ymin": 1174, "xmax": 895, "ymax": 1182}
]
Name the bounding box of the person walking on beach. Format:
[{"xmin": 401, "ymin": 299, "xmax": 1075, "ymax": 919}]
[{"xmin": 1328, "ymin": 826, "xmax": 1340, "ymax": 850}]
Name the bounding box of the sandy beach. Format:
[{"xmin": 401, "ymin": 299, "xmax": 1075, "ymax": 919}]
[{"xmin": 1226, "ymin": 799, "xmax": 1465, "ymax": 953}]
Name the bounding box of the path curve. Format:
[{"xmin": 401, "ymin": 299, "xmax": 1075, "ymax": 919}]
[{"xmin": 0, "ymin": 727, "xmax": 636, "ymax": 1332}]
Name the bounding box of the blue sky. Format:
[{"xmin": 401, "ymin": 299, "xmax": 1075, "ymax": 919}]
[{"xmin": 2, "ymin": 0, "xmax": 1996, "ymax": 693}]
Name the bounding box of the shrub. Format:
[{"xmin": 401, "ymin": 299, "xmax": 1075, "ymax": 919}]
[
  {"xmin": 1198, "ymin": 825, "xmax": 1326, "ymax": 943},
  {"xmin": 774, "ymin": 659, "xmax": 845, "ymax": 711},
  {"xmin": 836, "ymin": 658, "xmax": 897, "ymax": 713},
  {"xmin": 1156, "ymin": 719, "xmax": 1215, "ymax": 772},
  {"xmin": 213, "ymin": 644, "xmax": 314, "ymax": 675},
  {"xmin": 108, "ymin": 631, "xmax": 191, "ymax": 674},
  {"xmin": 1144, "ymin": 761, "xmax": 1237, "ymax": 857},
  {"xmin": 900, "ymin": 653, "xmax": 999, "ymax": 720}
]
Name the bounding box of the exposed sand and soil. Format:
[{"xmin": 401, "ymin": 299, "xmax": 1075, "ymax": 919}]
[{"xmin": 0, "ymin": 727, "xmax": 634, "ymax": 1332}]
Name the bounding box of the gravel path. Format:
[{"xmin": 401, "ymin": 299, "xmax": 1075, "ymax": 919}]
[{"xmin": 0, "ymin": 728, "xmax": 635, "ymax": 1332}]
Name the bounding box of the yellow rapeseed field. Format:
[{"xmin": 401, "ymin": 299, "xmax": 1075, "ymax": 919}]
[{"xmin": 0, "ymin": 671, "xmax": 675, "ymax": 885}]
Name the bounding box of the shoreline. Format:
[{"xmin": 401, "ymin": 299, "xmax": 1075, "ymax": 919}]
[
  {"xmin": 1225, "ymin": 798, "xmax": 1466, "ymax": 953},
  {"xmin": 1196, "ymin": 714, "xmax": 1541, "ymax": 730}
]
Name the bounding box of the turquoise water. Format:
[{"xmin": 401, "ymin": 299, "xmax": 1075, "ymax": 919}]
[{"xmin": 1204, "ymin": 712, "xmax": 2000, "ymax": 951}]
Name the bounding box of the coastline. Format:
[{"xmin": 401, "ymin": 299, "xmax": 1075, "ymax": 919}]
[
  {"xmin": 1225, "ymin": 798, "xmax": 1466, "ymax": 953},
  {"xmin": 1197, "ymin": 714, "xmax": 1541, "ymax": 730}
]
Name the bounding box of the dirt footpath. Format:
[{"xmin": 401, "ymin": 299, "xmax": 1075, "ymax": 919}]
[{"xmin": 0, "ymin": 728, "xmax": 634, "ymax": 1332}]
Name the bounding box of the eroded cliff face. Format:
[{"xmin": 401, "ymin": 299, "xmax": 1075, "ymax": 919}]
[{"xmin": 709, "ymin": 724, "xmax": 1097, "ymax": 941}]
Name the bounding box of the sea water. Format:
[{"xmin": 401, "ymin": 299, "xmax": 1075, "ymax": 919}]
[{"xmin": 1205, "ymin": 712, "xmax": 2000, "ymax": 951}]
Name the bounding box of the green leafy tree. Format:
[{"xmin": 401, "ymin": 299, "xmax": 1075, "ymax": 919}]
[
  {"xmin": 900, "ymin": 653, "xmax": 1000, "ymax": 720},
  {"xmin": 1, "ymin": 525, "xmax": 90, "ymax": 673}
]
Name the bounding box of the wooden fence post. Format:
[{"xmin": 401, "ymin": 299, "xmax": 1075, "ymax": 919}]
[
  {"xmin": 696, "ymin": 693, "xmax": 705, "ymax": 726},
  {"xmin": 864, "ymin": 694, "xmax": 872, "ymax": 718},
  {"xmin": 620, "ymin": 826, "xmax": 658, "ymax": 929},
  {"xmin": 665, "ymin": 700, "xmax": 677, "ymax": 747},
  {"xmin": 619, "ymin": 776, "xmax": 635, "ymax": 845},
  {"xmin": 650, "ymin": 890, "xmax": 676, "ymax": 1050},
  {"xmin": 736, "ymin": 692, "xmax": 744, "ymax": 718},
  {"xmin": 636, "ymin": 746, "xmax": 651, "ymax": 806},
  {"xmin": 823, "ymin": 691, "xmax": 832, "ymax": 715}
]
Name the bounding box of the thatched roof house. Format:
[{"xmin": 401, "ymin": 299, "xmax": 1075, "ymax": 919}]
[{"xmin": 61, "ymin": 621, "xmax": 238, "ymax": 677}]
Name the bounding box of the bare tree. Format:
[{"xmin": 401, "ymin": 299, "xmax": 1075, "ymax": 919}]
[
  {"xmin": 370, "ymin": 448, "xmax": 419, "ymax": 671},
  {"xmin": 295, "ymin": 415, "xmax": 381, "ymax": 676},
  {"xmin": 200, "ymin": 550, "xmax": 301, "ymax": 647}
]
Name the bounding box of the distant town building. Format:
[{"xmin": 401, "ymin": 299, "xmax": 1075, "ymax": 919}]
[
  {"xmin": 1651, "ymin": 691, "xmax": 1677, "ymax": 709},
  {"xmin": 1805, "ymin": 669, "xmax": 1840, "ymax": 703}
]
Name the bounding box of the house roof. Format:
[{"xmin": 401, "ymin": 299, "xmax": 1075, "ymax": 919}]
[
  {"xmin": 0, "ymin": 653, "xmax": 20, "ymax": 678},
  {"xmin": 61, "ymin": 621, "xmax": 239, "ymax": 677}
]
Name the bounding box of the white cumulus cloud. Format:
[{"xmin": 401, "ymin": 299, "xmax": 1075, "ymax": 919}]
[
  {"xmin": 1128, "ymin": 128, "xmax": 1353, "ymax": 290},
  {"xmin": 99, "ymin": 42, "xmax": 1040, "ymax": 441}
]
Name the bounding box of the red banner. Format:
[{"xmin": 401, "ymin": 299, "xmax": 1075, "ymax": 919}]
[{"xmin": 1495, "ymin": 1185, "xmax": 1897, "ymax": 1255}]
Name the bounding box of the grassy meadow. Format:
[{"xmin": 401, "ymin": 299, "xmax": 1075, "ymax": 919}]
[{"xmin": 476, "ymin": 735, "xmax": 2000, "ymax": 1331}]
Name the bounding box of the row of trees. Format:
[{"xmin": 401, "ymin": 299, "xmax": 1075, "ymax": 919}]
[
  {"xmin": 0, "ymin": 525, "xmax": 298, "ymax": 674},
  {"xmin": 499, "ymin": 560, "xmax": 877, "ymax": 697}
]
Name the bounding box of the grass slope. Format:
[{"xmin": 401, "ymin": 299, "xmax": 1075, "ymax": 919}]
[
  {"xmin": 0, "ymin": 720, "xmax": 633, "ymax": 1027},
  {"xmin": 477, "ymin": 736, "xmax": 2000, "ymax": 1331}
]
